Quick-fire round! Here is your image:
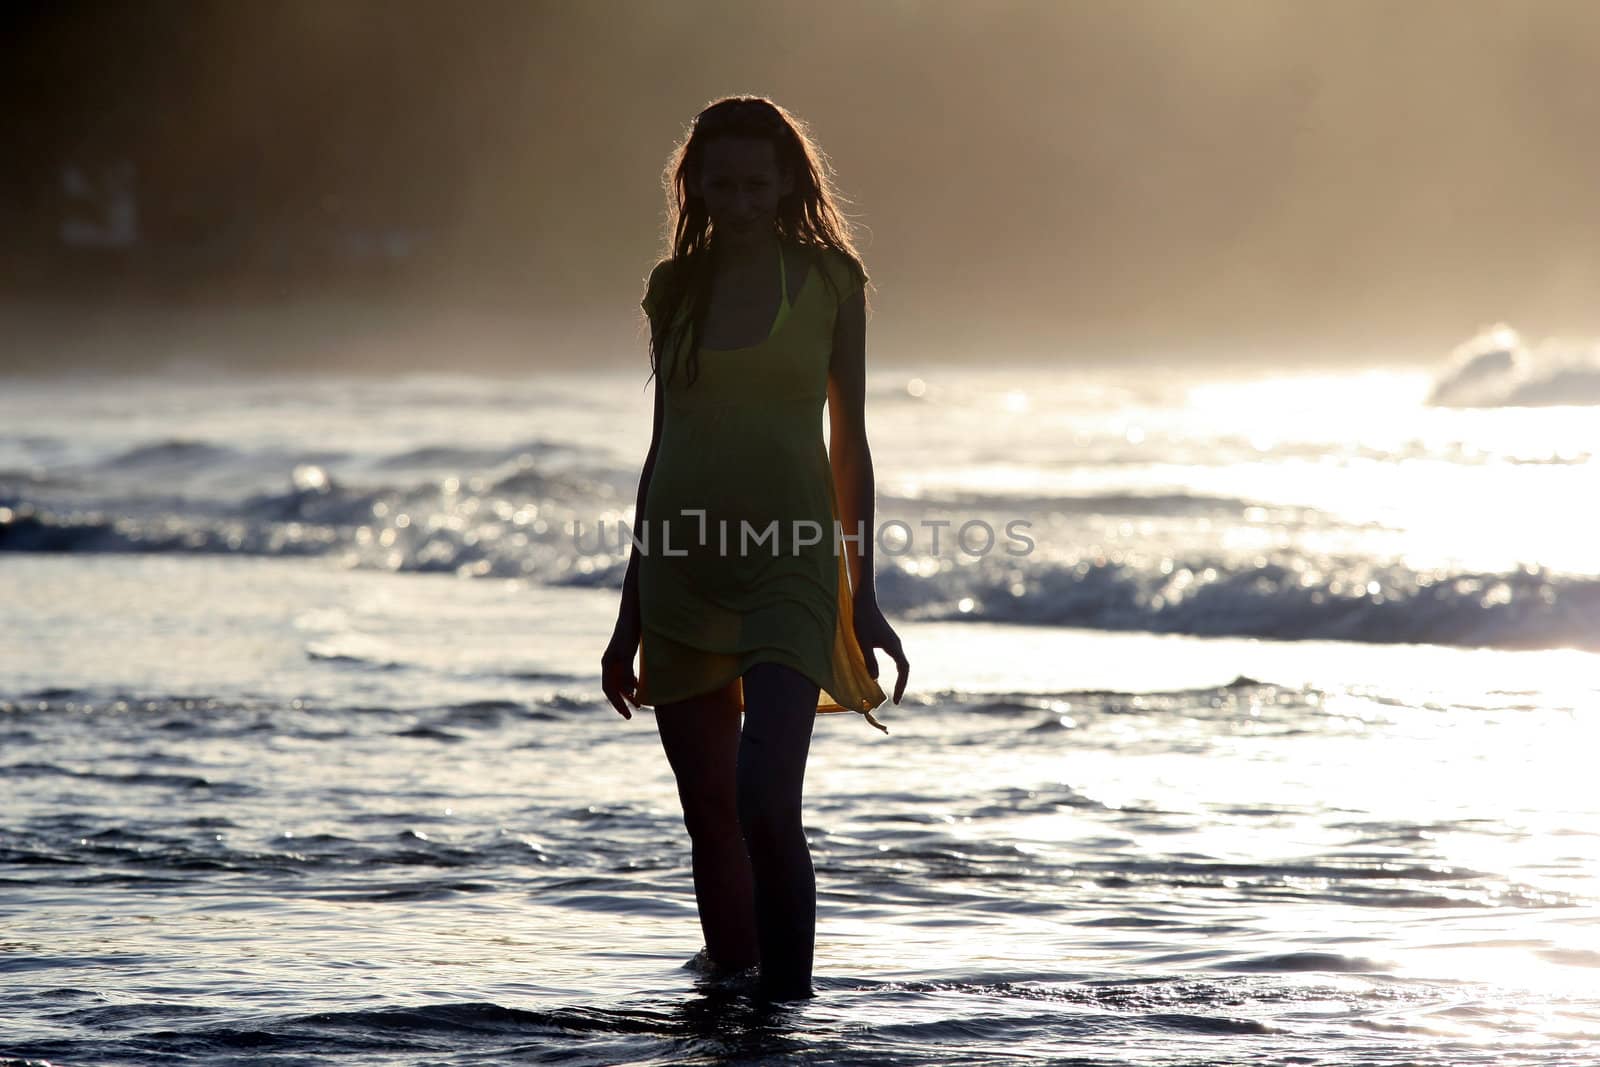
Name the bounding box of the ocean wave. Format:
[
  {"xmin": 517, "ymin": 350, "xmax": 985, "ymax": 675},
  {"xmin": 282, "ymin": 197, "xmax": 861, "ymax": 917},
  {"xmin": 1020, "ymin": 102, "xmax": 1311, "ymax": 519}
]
[
  {"xmin": 372, "ymin": 438, "xmax": 569, "ymax": 470},
  {"xmin": 7, "ymin": 484, "xmax": 1596, "ymax": 650},
  {"xmin": 10, "ymin": 443, "xmax": 1600, "ymax": 655},
  {"xmin": 0, "ymin": 454, "xmax": 622, "ymax": 572},
  {"xmin": 102, "ymin": 438, "xmax": 240, "ymax": 469},
  {"xmin": 1429, "ymin": 324, "xmax": 1600, "ymax": 407},
  {"xmin": 875, "ymin": 553, "xmax": 1600, "ymax": 652},
  {"xmin": 894, "ymin": 488, "xmax": 1279, "ymax": 518}
]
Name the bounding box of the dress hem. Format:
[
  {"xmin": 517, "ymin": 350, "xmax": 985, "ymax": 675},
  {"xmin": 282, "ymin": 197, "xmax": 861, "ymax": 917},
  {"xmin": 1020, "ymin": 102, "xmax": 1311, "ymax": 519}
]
[{"xmin": 634, "ymin": 633, "xmax": 889, "ymax": 733}]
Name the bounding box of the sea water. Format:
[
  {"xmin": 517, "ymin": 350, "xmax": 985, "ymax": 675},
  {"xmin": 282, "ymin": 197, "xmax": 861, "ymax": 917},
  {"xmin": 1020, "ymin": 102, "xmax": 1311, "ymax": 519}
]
[{"xmin": 3, "ymin": 358, "xmax": 1598, "ymax": 1065}]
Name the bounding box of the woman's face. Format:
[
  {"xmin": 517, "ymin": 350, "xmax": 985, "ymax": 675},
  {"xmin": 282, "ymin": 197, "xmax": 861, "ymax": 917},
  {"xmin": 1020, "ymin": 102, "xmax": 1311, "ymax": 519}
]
[{"xmin": 692, "ymin": 136, "xmax": 793, "ymax": 244}]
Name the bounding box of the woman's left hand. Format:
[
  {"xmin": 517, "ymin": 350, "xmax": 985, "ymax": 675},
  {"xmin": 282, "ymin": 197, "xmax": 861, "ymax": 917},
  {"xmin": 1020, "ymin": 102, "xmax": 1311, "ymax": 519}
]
[{"xmin": 852, "ymin": 599, "xmax": 910, "ymax": 704}]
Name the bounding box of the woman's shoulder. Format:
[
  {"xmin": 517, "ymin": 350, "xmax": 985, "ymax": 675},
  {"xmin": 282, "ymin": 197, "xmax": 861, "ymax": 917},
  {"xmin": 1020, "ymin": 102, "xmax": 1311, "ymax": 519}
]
[
  {"xmin": 806, "ymin": 243, "xmax": 867, "ymax": 305},
  {"xmin": 644, "ymin": 255, "xmax": 683, "ymax": 293},
  {"xmin": 642, "ymin": 250, "xmax": 714, "ymax": 302},
  {"xmin": 642, "ymin": 254, "xmax": 693, "ymax": 318}
]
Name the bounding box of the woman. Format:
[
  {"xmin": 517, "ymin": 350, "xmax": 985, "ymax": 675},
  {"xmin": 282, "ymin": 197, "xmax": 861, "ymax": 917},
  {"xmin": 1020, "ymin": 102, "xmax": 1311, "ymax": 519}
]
[{"xmin": 601, "ymin": 96, "xmax": 910, "ymax": 1002}]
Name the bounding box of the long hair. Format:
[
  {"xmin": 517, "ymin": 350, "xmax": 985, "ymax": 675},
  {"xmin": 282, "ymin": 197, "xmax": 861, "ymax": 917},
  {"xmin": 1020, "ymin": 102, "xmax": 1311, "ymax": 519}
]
[{"xmin": 644, "ymin": 95, "xmax": 870, "ymax": 388}]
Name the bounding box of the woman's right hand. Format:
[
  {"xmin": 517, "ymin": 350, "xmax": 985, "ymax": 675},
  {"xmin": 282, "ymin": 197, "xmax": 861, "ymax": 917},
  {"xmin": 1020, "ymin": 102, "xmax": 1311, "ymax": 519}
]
[{"xmin": 601, "ymin": 626, "xmax": 641, "ymax": 720}]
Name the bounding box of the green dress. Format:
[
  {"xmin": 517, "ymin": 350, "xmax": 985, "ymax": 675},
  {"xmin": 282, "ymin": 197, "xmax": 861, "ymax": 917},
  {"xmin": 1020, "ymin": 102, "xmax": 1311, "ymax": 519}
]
[{"xmin": 633, "ymin": 240, "xmax": 889, "ymax": 733}]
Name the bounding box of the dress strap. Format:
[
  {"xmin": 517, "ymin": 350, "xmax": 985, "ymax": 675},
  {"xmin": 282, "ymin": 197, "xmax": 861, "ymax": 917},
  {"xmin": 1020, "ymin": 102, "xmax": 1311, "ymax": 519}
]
[{"xmin": 766, "ymin": 243, "xmax": 793, "ymax": 341}]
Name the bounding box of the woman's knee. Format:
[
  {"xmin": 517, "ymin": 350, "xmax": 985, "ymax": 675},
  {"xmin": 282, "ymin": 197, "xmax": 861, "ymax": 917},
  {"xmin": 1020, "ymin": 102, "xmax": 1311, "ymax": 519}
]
[
  {"xmin": 736, "ymin": 774, "xmax": 802, "ymax": 852},
  {"xmin": 679, "ymin": 784, "xmax": 741, "ymax": 845}
]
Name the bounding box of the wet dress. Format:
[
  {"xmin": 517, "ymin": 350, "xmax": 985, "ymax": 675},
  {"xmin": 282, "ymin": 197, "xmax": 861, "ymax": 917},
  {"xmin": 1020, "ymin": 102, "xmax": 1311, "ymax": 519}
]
[{"xmin": 632, "ymin": 240, "xmax": 889, "ymax": 733}]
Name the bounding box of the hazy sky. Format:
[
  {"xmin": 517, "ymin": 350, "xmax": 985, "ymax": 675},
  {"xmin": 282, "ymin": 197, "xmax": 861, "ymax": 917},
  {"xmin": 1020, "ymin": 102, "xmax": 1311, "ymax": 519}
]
[{"xmin": 8, "ymin": 0, "xmax": 1600, "ymax": 372}]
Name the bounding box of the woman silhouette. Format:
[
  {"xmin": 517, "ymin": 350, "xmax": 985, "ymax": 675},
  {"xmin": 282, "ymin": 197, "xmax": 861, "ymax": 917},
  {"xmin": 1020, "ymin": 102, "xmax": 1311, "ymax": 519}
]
[{"xmin": 601, "ymin": 96, "xmax": 910, "ymax": 1001}]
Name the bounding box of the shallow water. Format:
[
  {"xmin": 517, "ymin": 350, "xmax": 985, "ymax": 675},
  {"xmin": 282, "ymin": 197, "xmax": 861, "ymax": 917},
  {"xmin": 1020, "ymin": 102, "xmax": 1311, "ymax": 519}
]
[{"xmin": 4, "ymin": 553, "xmax": 1600, "ymax": 1065}]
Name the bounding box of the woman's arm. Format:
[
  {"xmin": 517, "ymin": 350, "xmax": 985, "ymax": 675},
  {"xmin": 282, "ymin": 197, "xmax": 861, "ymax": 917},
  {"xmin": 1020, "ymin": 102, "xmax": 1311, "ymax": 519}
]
[
  {"xmin": 615, "ymin": 264, "xmax": 670, "ymax": 635},
  {"xmin": 826, "ymin": 285, "xmax": 876, "ymax": 604},
  {"xmin": 601, "ymin": 366, "xmax": 663, "ymax": 719},
  {"xmin": 827, "ymin": 281, "xmax": 909, "ymax": 704},
  {"xmin": 615, "ymin": 371, "xmax": 664, "ymax": 634}
]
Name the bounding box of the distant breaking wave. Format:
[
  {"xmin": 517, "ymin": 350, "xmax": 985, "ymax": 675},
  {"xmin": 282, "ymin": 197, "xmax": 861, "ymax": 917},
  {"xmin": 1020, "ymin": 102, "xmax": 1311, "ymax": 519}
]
[{"xmin": 1429, "ymin": 323, "xmax": 1600, "ymax": 407}]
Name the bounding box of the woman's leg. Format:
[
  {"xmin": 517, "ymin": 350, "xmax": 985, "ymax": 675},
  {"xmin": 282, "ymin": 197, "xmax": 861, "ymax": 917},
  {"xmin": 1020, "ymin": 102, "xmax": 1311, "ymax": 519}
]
[
  {"xmin": 654, "ymin": 679, "xmax": 759, "ymax": 973},
  {"xmin": 737, "ymin": 660, "xmax": 821, "ymax": 1000}
]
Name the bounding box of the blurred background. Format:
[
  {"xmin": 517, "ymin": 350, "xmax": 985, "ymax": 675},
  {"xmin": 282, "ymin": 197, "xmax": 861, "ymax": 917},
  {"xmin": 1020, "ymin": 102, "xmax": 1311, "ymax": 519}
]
[
  {"xmin": 5, "ymin": 4, "xmax": 1600, "ymax": 1065},
  {"xmin": 6, "ymin": 0, "xmax": 1600, "ymax": 373}
]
